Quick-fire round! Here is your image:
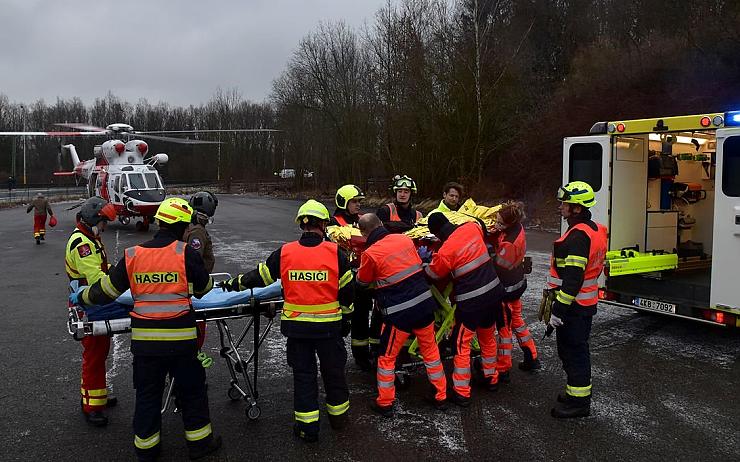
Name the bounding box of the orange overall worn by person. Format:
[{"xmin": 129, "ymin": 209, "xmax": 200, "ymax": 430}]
[
  {"xmin": 356, "ymin": 214, "xmax": 446, "ymax": 417},
  {"xmin": 27, "ymin": 192, "xmax": 53, "ymax": 244},
  {"xmin": 425, "ymin": 213, "xmax": 505, "ymax": 406},
  {"xmin": 490, "ymin": 201, "xmax": 541, "ymax": 380}
]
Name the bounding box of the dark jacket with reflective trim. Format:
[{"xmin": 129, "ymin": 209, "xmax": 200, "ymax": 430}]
[
  {"xmin": 551, "ymin": 211, "xmax": 598, "ymax": 317},
  {"xmin": 491, "ymin": 223, "xmax": 527, "ymax": 301},
  {"xmin": 426, "ymin": 222, "xmax": 503, "ymax": 312},
  {"xmin": 239, "ymin": 232, "xmax": 354, "ymax": 339},
  {"xmin": 83, "ymin": 229, "xmax": 213, "ymax": 356},
  {"xmin": 357, "ymin": 227, "xmax": 435, "ymax": 328}
]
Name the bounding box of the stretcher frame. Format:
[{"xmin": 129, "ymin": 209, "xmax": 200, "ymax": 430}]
[{"xmin": 67, "ymin": 274, "xmax": 283, "ymax": 422}]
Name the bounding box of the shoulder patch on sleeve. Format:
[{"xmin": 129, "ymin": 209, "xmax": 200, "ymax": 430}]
[
  {"xmin": 77, "ymin": 243, "xmax": 92, "ymax": 258},
  {"xmin": 190, "ymin": 238, "xmax": 202, "ymax": 250}
]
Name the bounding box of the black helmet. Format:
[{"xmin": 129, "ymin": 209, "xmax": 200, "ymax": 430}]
[
  {"xmin": 189, "ymin": 191, "xmax": 218, "ymax": 217},
  {"xmin": 80, "ymin": 196, "xmax": 116, "ymax": 226}
]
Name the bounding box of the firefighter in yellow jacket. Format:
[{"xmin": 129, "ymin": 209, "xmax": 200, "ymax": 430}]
[
  {"xmin": 65, "ymin": 196, "xmax": 117, "ymax": 426},
  {"xmin": 71, "ymin": 198, "xmax": 221, "ymax": 461},
  {"xmin": 221, "ymin": 200, "xmax": 354, "ymax": 443}
]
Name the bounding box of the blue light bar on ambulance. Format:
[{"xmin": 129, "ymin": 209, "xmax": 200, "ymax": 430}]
[{"xmin": 726, "ymin": 111, "xmax": 740, "ymax": 126}]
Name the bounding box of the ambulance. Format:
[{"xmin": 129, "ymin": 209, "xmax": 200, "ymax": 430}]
[{"xmin": 562, "ymin": 111, "xmax": 740, "ymax": 327}]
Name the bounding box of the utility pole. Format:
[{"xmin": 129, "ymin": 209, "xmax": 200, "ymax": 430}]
[{"xmin": 21, "ymin": 104, "xmax": 27, "ymax": 185}]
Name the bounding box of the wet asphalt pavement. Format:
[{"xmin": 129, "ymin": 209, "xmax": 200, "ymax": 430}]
[{"xmin": 0, "ymin": 194, "xmax": 738, "ymax": 461}]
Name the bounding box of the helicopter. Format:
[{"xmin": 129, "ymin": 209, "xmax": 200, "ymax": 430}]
[{"xmin": 0, "ymin": 123, "xmax": 276, "ymax": 230}]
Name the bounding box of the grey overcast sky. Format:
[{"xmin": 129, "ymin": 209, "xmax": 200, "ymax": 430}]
[{"xmin": 0, "ymin": 0, "xmax": 389, "ymax": 107}]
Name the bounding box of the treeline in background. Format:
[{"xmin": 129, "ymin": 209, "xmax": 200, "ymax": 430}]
[{"xmin": 2, "ymin": 0, "xmax": 740, "ymax": 202}]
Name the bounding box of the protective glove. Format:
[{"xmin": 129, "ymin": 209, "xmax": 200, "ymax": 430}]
[
  {"xmin": 417, "ymin": 245, "xmax": 433, "ymax": 262},
  {"xmin": 341, "ymin": 318, "xmax": 352, "ymax": 337},
  {"xmin": 548, "ymin": 314, "xmax": 564, "ymax": 328},
  {"xmin": 218, "ymin": 276, "xmax": 241, "ymax": 292},
  {"xmin": 69, "ymin": 286, "xmax": 88, "ymax": 306}
]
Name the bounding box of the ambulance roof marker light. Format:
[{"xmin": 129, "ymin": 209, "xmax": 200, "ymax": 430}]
[
  {"xmin": 700, "ymin": 116, "xmax": 711, "ymax": 128},
  {"xmin": 712, "ymin": 115, "xmax": 724, "ymax": 126},
  {"xmin": 616, "ymin": 123, "xmax": 625, "ymax": 133},
  {"xmin": 725, "ymin": 111, "xmax": 740, "ymax": 127}
]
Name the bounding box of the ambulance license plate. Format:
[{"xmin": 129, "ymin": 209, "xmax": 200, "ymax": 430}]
[{"xmin": 633, "ymin": 297, "xmax": 676, "ymax": 314}]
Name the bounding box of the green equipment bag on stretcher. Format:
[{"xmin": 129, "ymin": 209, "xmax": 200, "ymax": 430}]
[{"xmin": 407, "ymin": 283, "xmax": 481, "ymax": 359}]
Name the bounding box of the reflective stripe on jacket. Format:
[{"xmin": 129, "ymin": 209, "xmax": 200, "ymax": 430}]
[
  {"xmin": 426, "ymin": 221, "xmax": 502, "ymax": 310},
  {"xmin": 357, "ymin": 233, "xmax": 430, "ymax": 316},
  {"xmin": 126, "ymin": 241, "xmax": 191, "ymax": 319},
  {"xmin": 280, "ymin": 240, "xmax": 342, "ymax": 324},
  {"xmin": 492, "ymin": 224, "xmax": 527, "ymax": 299},
  {"xmin": 547, "ymin": 222, "xmax": 608, "ymax": 306}
]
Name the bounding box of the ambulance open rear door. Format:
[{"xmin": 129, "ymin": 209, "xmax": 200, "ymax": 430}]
[
  {"xmin": 711, "ymin": 127, "xmax": 740, "ymax": 314},
  {"xmin": 562, "ymin": 135, "xmax": 610, "ymax": 233}
]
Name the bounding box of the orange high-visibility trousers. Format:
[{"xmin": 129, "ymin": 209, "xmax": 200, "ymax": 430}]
[
  {"xmin": 376, "ymin": 322, "xmax": 446, "ymax": 407},
  {"xmin": 451, "ymin": 313, "xmax": 498, "ymax": 398},
  {"xmin": 496, "ymin": 303, "xmax": 513, "ymax": 372},
  {"xmin": 508, "ymin": 299, "xmax": 538, "ymax": 359}
]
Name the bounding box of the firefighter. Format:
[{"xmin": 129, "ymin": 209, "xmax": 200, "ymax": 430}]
[
  {"xmin": 356, "ymin": 214, "xmax": 447, "ymax": 416},
  {"xmin": 490, "ymin": 201, "xmax": 540, "ymax": 380},
  {"xmin": 184, "ymin": 191, "xmax": 218, "ymax": 359},
  {"xmin": 546, "ymin": 181, "xmax": 607, "ymax": 419},
  {"xmin": 26, "ymin": 192, "xmax": 53, "ymax": 244},
  {"xmin": 429, "ymin": 181, "xmax": 464, "ymax": 215},
  {"xmin": 377, "ymin": 175, "xmax": 423, "ymax": 231},
  {"xmin": 330, "ymin": 184, "xmax": 376, "ymax": 371},
  {"xmin": 65, "ymin": 196, "xmax": 117, "ymax": 426},
  {"xmin": 220, "ymin": 200, "xmax": 354, "ymax": 443},
  {"xmin": 425, "ymin": 213, "xmax": 504, "ymax": 406},
  {"xmin": 71, "ymin": 197, "xmax": 221, "ymax": 461},
  {"xmin": 330, "ymin": 184, "xmax": 364, "ymax": 227}
]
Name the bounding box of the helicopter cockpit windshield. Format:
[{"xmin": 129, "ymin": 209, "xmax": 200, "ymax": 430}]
[
  {"xmin": 125, "ymin": 172, "xmax": 162, "ymax": 190},
  {"xmin": 122, "ymin": 171, "xmax": 166, "ymax": 204}
]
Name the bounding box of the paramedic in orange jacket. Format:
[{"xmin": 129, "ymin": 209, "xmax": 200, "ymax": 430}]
[
  {"xmin": 356, "ymin": 214, "xmax": 446, "ymax": 417},
  {"xmin": 425, "ymin": 213, "xmax": 504, "ymax": 406},
  {"xmin": 490, "ymin": 201, "xmax": 540, "ymax": 379}
]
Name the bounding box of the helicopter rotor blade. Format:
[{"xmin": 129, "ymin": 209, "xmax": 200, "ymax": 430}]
[
  {"xmin": 55, "ymin": 123, "xmax": 108, "ymax": 132},
  {"xmin": 0, "ymin": 131, "xmax": 108, "ymax": 136},
  {"xmin": 139, "ymin": 129, "xmax": 280, "ymax": 134},
  {"xmin": 134, "ymin": 133, "xmax": 221, "ymax": 145}
]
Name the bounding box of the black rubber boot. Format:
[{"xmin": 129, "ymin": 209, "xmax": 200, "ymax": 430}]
[
  {"xmin": 551, "ymin": 397, "xmax": 590, "ymax": 419},
  {"xmin": 497, "ymin": 371, "xmax": 511, "ymax": 384},
  {"xmin": 189, "ymin": 435, "xmax": 223, "ymax": 460},
  {"xmin": 370, "ymin": 402, "xmax": 394, "ymax": 418},
  {"xmin": 84, "ymin": 410, "xmax": 109, "ymax": 427},
  {"xmin": 328, "ymin": 412, "xmax": 349, "ymax": 430},
  {"xmin": 293, "ymin": 425, "xmax": 319, "ymax": 443},
  {"xmin": 36, "ymin": 237, "xmax": 41, "ymax": 245},
  {"xmin": 107, "ymin": 396, "xmax": 118, "ymax": 408},
  {"xmin": 449, "ymin": 391, "xmax": 471, "ymax": 407},
  {"xmin": 518, "ymin": 348, "xmax": 542, "ymax": 371},
  {"xmin": 352, "ymin": 347, "xmax": 372, "ymax": 372}
]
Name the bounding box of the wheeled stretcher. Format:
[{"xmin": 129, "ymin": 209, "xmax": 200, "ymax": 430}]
[{"xmin": 67, "ymin": 275, "xmax": 283, "ymax": 421}]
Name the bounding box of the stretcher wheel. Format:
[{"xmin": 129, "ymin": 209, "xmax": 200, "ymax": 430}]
[
  {"xmin": 228, "ymin": 386, "xmax": 242, "ymax": 401},
  {"xmin": 246, "ymin": 404, "xmax": 261, "ymax": 420}
]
